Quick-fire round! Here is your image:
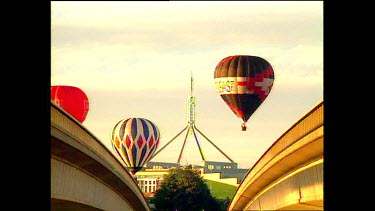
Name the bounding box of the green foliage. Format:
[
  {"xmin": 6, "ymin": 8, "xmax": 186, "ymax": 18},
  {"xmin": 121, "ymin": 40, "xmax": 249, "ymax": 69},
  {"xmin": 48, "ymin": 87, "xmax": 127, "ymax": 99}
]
[
  {"xmin": 153, "ymin": 165, "xmax": 223, "ymax": 211},
  {"xmin": 216, "ymin": 197, "xmax": 231, "ymax": 211}
]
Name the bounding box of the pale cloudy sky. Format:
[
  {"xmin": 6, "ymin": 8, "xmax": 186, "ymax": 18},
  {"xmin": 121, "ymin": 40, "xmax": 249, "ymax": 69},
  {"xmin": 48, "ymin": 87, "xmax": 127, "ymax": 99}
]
[{"xmin": 51, "ymin": 1, "xmax": 323, "ymax": 169}]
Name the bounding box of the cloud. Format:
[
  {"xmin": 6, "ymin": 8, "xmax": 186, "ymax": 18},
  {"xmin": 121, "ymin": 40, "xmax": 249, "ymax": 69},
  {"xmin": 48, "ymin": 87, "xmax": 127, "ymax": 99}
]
[
  {"xmin": 51, "ymin": 1, "xmax": 322, "ymax": 92},
  {"xmin": 52, "ymin": 1, "xmax": 323, "ymax": 49},
  {"xmin": 51, "ymin": 1, "xmax": 323, "ymax": 169}
]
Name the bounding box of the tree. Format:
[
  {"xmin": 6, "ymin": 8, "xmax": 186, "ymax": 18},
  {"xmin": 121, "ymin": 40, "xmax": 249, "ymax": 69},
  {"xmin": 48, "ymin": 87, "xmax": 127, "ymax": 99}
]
[
  {"xmin": 216, "ymin": 197, "xmax": 231, "ymax": 211},
  {"xmin": 153, "ymin": 165, "xmax": 221, "ymax": 211}
]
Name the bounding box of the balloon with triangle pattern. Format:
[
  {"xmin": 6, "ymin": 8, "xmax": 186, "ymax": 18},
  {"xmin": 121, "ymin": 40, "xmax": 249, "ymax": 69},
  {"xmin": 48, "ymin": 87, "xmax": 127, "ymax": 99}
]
[{"xmin": 111, "ymin": 117, "xmax": 160, "ymax": 175}]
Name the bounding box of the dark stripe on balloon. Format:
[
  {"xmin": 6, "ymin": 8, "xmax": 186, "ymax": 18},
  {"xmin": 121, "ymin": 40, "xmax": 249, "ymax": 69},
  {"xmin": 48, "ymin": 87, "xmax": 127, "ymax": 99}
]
[
  {"xmin": 139, "ymin": 145, "xmax": 148, "ymax": 166},
  {"xmin": 119, "ymin": 119, "xmax": 129, "ymax": 141},
  {"xmin": 121, "ymin": 144, "xmax": 130, "ymax": 166},
  {"xmin": 149, "ymin": 120, "xmax": 160, "ymax": 141},
  {"xmin": 131, "ymin": 118, "xmax": 138, "ymax": 140},
  {"xmin": 141, "ymin": 118, "xmax": 150, "ymax": 139},
  {"xmin": 142, "ymin": 144, "xmax": 155, "ymax": 166},
  {"xmin": 132, "ymin": 146, "xmax": 138, "ymax": 167}
]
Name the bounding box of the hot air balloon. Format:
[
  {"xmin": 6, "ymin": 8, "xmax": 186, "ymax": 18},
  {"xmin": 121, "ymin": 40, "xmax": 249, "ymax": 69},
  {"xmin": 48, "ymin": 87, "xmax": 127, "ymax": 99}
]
[
  {"xmin": 214, "ymin": 55, "xmax": 275, "ymax": 131},
  {"xmin": 111, "ymin": 117, "xmax": 160, "ymax": 175},
  {"xmin": 51, "ymin": 85, "xmax": 90, "ymax": 123}
]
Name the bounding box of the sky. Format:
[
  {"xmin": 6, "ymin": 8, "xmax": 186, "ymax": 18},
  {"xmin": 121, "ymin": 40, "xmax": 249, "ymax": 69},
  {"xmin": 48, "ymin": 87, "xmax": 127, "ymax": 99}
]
[{"xmin": 51, "ymin": 1, "xmax": 323, "ymax": 169}]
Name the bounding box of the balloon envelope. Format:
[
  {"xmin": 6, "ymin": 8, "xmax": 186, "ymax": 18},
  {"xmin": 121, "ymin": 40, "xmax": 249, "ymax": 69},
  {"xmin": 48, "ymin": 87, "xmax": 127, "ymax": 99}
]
[
  {"xmin": 111, "ymin": 118, "xmax": 160, "ymax": 175},
  {"xmin": 214, "ymin": 55, "xmax": 274, "ymax": 128},
  {"xmin": 51, "ymin": 85, "xmax": 89, "ymax": 123}
]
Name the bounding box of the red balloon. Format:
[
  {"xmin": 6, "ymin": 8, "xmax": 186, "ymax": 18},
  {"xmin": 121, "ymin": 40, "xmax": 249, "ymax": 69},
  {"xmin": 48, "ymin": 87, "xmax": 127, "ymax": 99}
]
[{"xmin": 51, "ymin": 85, "xmax": 89, "ymax": 123}]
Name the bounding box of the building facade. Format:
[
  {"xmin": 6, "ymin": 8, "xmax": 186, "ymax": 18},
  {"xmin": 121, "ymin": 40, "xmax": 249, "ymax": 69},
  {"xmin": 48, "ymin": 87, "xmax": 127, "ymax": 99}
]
[{"xmin": 136, "ymin": 161, "xmax": 248, "ymax": 198}]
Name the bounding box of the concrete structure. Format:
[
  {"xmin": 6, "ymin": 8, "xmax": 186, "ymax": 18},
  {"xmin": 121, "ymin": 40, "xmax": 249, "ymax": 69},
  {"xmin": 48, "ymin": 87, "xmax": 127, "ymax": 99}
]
[
  {"xmin": 228, "ymin": 101, "xmax": 324, "ymax": 210},
  {"xmin": 51, "ymin": 95, "xmax": 324, "ymax": 211},
  {"xmin": 51, "ymin": 102, "xmax": 150, "ymax": 211}
]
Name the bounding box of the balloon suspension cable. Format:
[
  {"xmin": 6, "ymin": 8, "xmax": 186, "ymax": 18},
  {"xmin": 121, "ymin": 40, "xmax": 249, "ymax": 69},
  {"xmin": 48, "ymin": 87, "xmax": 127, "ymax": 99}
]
[{"xmin": 241, "ymin": 123, "xmax": 247, "ymax": 131}]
